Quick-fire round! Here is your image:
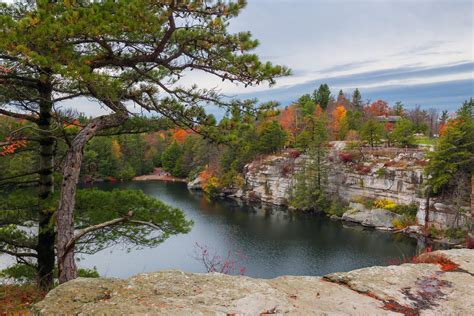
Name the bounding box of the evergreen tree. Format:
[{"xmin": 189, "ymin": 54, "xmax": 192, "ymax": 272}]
[
  {"xmin": 313, "ymin": 84, "xmax": 331, "ymax": 109},
  {"xmin": 346, "ymin": 110, "xmax": 363, "ymax": 131},
  {"xmin": 0, "ymin": 0, "xmax": 288, "ymax": 287},
  {"xmin": 161, "ymin": 141, "xmax": 183, "ymax": 175},
  {"xmin": 440, "ymin": 110, "xmax": 449, "ymax": 124},
  {"xmin": 360, "ymin": 119, "xmax": 384, "ymax": 147},
  {"xmin": 393, "ymin": 101, "xmax": 405, "ymax": 116},
  {"xmin": 298, "ymin": 94, "xmax": 316, "ymax": 117},
  {"xmin": 352, "ymin": 88, "xmax": 362, "ymax": 108},
  {"xmin": 337, "ymin": 89, "xmax": 345, "ymax": 104},
  {"xmin": 257, "ymin": 120, "xmax": 287, "ymax": 154},
  {"xmin": 290, "ymin": 115, "xmax": 329, "ymax": 211},
  {"xmin": 391, "ymin": 119, "xmax": 415, "ymax": 147},
  {"xmin": 426, "ymin": 99, "xmax": 474, "ymax": 199}
]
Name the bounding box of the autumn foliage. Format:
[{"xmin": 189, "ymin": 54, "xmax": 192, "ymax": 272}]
[
  {"xmin": 64, "ymin": 119, "xmax": 81, "ymax": 130},
  {"xmin": 198, "ymin": 166, "xmax": 213, "ymax": 185},
  {"xmin": 171, "ymin": 129, "xmax": 191, "ymax": 144},
  {"xmin": 414, "ymin": 250, "xmax": 459, "ymax": 272},
  {"xmin": 438, "ymin": 119, "xmax": 459, "ymax": 136},
  {"xmin": 365, "ymin": 99, "xmax": 390, "ymax": 116},
  {"xmin": 332, "ymin": 105, "xmax": 347, "ymax": 137},
  {"xmin": 0, "ymin": 284, "xmax": 45, "ymax": 315},
  {"xmin": 278, "ymin": 105, "xmax": 298, "ymax": 135},
  {"xmin": 0, "ymin": 138, "xmax": 27, "ymax": 156},
  {"xmin": 111, "ymin": 139, "xmax": 122, "ymax": 160}
]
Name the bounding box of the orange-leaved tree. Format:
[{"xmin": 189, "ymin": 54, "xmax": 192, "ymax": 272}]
[
  {"xmin": 332, "ymin": 105, "xmax": 348, "ymax": 140},
  {"xmin": 365, "ymin": 99, "xmax": 390, "ymax": 117}
]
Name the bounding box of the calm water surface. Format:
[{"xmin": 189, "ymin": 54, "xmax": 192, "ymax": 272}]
[{"xmin": 79, "ymin": 181, "xmax": 419, "ymax": 278}]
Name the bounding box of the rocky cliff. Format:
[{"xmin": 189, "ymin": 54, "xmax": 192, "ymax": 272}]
[
  {"xmin": 241, "ymin": 144, "xmax": 426, "ymax": 207},
  {"xmin": 34, "ymin": 249, "xmax": 474, "ymax": 315},
  {"xmin": 235, "ymin": 144, "xmax": 471, "ymax": 231}
]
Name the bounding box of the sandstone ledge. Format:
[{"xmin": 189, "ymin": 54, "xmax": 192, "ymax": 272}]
[{"xmin": 34, "ymin": 249, "xmax": 473, "ymax": 315}]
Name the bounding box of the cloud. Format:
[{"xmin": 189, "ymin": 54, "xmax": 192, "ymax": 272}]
[
  {"xmin": 25, "ymin": 0, "xmax": 473, "ymax": 117},
  {"xmin": 232, "ymin": 58, "xmax": 473, "ymax": 114}
]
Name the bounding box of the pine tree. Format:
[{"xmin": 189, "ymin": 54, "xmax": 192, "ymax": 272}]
[
  {"xmin": 0, "ymin": 0, "xmax": 288, "ymax": 287},
  {"xmin": 313, "ymin": 84, "xmax": 331, "ymax": 110},
  {"xmin": 352, "ymin": 88, "xmax": 362, "ymax": 108},
  {"xmin": 360, "ymin": 119, "xmax": 384, "ymax": 147},
  {"xmin": 290, "ymin": 114, "xmax": 329, "ymax": 211},
  {"xmin": 257, "ymin": 120, "xmax": 287, "ymax": 154},
  {"xmin": 426, "ymin": 99, "xmax": 474, "ymax": 199},
  {"xmin": 393, "ymin": 101, "xmax": 405, "ymax": 116},
  {"xmin": 391, "ymin": 119, "xmax": 415, "ymax": 147},
  {"xmin": 161, "ymin": 141, "xmax": 183, "ymax": 175}
]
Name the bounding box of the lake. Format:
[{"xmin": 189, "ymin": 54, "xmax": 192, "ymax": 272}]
[{"xmin": 78, "ymin": 181, "xmax": 420, "ymax": 279}]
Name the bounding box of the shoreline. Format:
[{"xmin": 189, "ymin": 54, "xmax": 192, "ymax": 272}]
[
  {"xmin": 193, "ymin": 187, "xmax": 465, "ymax": 248},
  {"xmin": 132, "ymin": 167, "xmax": 187, "ymax": 183}
]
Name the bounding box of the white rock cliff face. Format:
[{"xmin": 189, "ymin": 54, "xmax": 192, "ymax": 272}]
[
  {"xmin": 240, "ymin": 153, "xmax": 302, "ymax": 205},
  {"xmin": 236, "ymin": 147, "xmax": 471, "ymax": 230},
  {"xmin": 34, "ymin": 249, "xmax": 474, "ymax": 315},
  {"xmin": 188, "ymin": 146, "xmax": 471, "ymax": 230},
  {"xmin": 241, "ymin": 148, "xmax": 425, "ymax": 208}
]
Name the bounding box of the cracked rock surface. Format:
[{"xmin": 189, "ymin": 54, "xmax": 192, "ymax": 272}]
[{"xmin": 34, "ymin": 249, "xmax": 473, "ymax": 315}]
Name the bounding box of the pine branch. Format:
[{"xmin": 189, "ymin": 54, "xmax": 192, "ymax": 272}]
[{"xmin": 0, "ymin": 108, "xmax": 39, "ymax": 123}]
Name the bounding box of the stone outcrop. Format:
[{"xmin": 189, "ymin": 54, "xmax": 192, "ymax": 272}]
[
  {"xmin": 34, "ymin": 249, "xmax": 474, "ymax": 315},
  {"xmin": 240, "ymin": 146, "xmax": 426, "ymax": 207},
  {"xmin": 187, "ymin": 173, "xmax": 205, "ymax": 190},
  {"xmin": 240, "ymin": 152, "xmax": 302, "ymax": 205},
  {"xmin": 417, "ymin": 202, "xmax": 471, "ymax": 230},
  {"xmin": 342, "ymin": 202, "xmax": 402, "ymax": 230},
  {"xmin": 186, "ymin": 145, "xmax": 471, "ymax": 232},
  {"xmin": 235, "ymin": 146, "xmax": 472, "ymax": 231}
]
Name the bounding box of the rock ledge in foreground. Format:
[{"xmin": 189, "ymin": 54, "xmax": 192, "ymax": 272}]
[{"xmin": 34, "ymin": 249, "xmax": 473, "ymax": 315}]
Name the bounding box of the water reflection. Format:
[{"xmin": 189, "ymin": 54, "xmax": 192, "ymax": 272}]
[{"xmin": 79, "ymin": 181, "xmax": 419, "ymax": 279}]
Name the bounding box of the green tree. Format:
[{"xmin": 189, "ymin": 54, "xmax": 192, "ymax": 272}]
[
  {"xmin": 426, "ymin": 99, "xmax": 474, "ymax": 199},
  {"xmin": 337, "ymin": 89, "xmax": 345, "ymax": 104},
  {"xmin": 352, "ymin": 88, "xmax": 362, "ymax": 108},
  {"xmin": 161, "ymin": 141, "xmax": 183, "ymax": 175},
  {"xmin": 407, "ymin": 106, "xmax": 429, "ymax": 134},
  {"xmin": 440, "ymin": 110, "xmax": 449, "ymax": 126},
  {"xmin": 0, "ymin": 0, "xmax": 288, "ymax": 287},
  {"xmin": 82, "ymin": 137, "xmax": 119, "ymax": 179},
  {"xmin": 391, "ymin": 119, "xmax": 415, "ymax": 147},
  {"xmin": 313, "ymin": 84, "xmax": 331, "ymax": 110},
  {"xmin": 360, "ymin": 119, "xmax": 383, "ymax": 147},
  {"xmin": 290, "ymin": 115, "xmax": 329, "ymax": 211},
  {"xmin": 120, "ymin": 134, "xmax": 154, "ymax": 176},
  {"xmin": 346, "ymin": 109, "xmax": 363, "ymax": 131},
  {"xmin": 257, "ymin": 120, "xmax": 287, "ymax": 154},
  {"xmin": 393, "ymin": 101, "xmax": 405, "ymax": 116},
  {"xmin": 116, "ymin": 163, "xmax": 136, "ymax": 181},
  {"xmin": 218, "ymin": 105, "xmax": 262, "ymax": 174},
  {"xmin": 298, "ymin": 94, "xmax": 316, "ymax": 117}
]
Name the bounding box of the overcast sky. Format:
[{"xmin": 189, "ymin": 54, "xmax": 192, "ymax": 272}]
[
  {"xmin": 60, "ymin": 0, "xmax": 473, "ymax": 115},
  {"xmin": 202, "ymin": 0, "xmax": 473, "ymax": 110}
]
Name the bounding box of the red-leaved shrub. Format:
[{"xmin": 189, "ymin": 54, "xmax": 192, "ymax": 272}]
[
  {"xmin": 281, "ymin": 164, "xmax": 292, "ymax": 176},
  {"xmin": 339, "ymin": 152, "xmax": 353, "ymax": 163},
  {"xmin": 288, "ymin": 149, "xmax": 300, "ymax": 158}
]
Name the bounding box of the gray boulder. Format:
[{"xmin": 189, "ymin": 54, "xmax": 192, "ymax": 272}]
[{"xmin": 342, "ymin": 206, "xmax": 402, "ymax": 229}]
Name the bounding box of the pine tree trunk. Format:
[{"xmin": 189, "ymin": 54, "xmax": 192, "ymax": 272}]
[
  {"xmin": 56, "ymin": 113, "xmax": 127, "ymax": 283},
  {"xmin": 36, "ymin": 83, "xmax": 55, "ymax": 291}
]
